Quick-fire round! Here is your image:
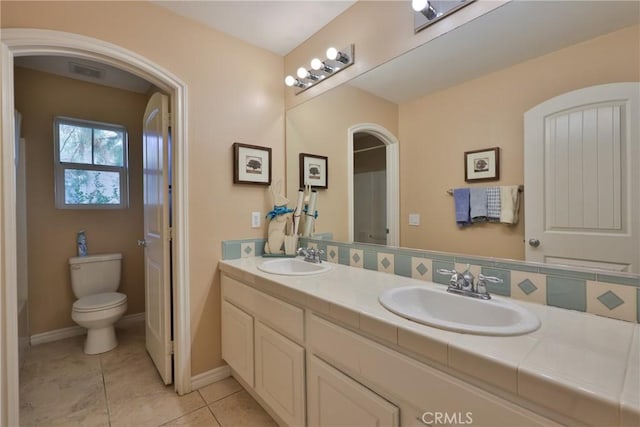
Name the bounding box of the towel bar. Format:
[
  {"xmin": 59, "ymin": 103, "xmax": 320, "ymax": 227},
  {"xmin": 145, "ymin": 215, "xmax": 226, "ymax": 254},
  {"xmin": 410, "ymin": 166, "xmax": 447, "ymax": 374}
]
[{"xmin": 446, "ymin": 185, "xmax": 524, "ymax": 195}]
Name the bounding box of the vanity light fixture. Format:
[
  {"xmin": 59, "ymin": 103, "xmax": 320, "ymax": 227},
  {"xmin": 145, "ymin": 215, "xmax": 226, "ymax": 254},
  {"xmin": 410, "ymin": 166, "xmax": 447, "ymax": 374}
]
[
  {"xmin": 310, "ymin": 58, "xmax": 335, "ymax": 74},
  {"xmin": 412, "ymin": 0, "xmax": 439, "ymax": 20},
  {"xmin": 284, "ymin": 75, "xmax": 308, "ymax": 89},
  {"xmin": 297, "ymin": 67, "xmax": 321, "ymax": 81},
  {"xmin": 285, "ymin": 44, "xmax": 355, "ymax": 95},
  {"xmin": 412, "ymin": 0, "xmax": 475, "ymax": 34}
]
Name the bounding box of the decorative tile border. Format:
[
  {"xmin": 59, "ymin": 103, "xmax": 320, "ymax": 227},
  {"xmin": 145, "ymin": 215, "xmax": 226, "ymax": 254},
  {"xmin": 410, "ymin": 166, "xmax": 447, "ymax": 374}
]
[{"xmin": 222, "ymin": 237, "xmax": 640, "ymax": 323}]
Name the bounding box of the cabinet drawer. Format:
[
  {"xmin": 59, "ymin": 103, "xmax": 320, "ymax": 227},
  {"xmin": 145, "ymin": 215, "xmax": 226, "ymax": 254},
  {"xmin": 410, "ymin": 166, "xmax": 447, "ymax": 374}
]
[
  {"xmin": 222, "ymin": 274, "xmax": 304, "ymax": 342},
  {"xmin": 308, "ymin": 355, "xmax": 399, "ymax": 427},
  {"xmin": 308, "ymin": 314, "xmax": 557, "ymax": 427},
  {"xmin": 221, "ymin": 300, "xmax": 254, "ymax": 387},
  {"xmin": 255, "ymin": 321, "xmax": 305, "ymax": 427}
]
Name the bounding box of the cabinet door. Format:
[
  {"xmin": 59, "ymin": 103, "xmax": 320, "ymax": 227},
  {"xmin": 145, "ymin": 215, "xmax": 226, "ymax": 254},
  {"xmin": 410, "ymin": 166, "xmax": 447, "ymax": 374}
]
[
  {"xmin": 308, "ymin": 355, "xmax": 399, "ymax": 427},
  {"xmin": 255, "ymin": 321, "xmax": 305, "ymax": 427},
  {"xmin": 221, "ymin": 300, "xmax": 254, "ymax": 387}
]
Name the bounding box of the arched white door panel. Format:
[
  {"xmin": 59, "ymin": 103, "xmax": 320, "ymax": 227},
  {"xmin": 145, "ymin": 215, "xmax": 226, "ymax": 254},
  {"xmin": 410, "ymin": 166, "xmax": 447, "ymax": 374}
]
[{"xmin": 524, "ymin": 82, "xmax": 639, "ymax": 272}]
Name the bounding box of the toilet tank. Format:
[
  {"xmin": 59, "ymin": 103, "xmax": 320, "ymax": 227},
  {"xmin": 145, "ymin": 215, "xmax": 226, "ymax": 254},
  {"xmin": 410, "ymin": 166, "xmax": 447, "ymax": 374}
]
[{"xmin": 69, "ymin": 253, "xmax": 122, "ymax": 298}]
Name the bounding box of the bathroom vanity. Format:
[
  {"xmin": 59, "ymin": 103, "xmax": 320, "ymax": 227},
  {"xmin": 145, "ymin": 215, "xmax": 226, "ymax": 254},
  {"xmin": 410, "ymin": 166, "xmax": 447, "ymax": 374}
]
[{"xmin": 219, "ymin": 258, "xmax": 639, "ymax": 427}]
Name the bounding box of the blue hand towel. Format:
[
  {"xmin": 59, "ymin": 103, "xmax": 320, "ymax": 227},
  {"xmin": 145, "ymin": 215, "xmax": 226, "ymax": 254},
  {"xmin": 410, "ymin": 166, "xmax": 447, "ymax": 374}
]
[
  {"xmin": 470, "ymin": 187, "xmax": 488, "ymax": 222},
  {"xmin": 487, "ymin": 187, "xmax": 501, "ymax": 221},
  {"xmin": 453, "ymin": 188, "xmax": 470, "ymax": 226}
]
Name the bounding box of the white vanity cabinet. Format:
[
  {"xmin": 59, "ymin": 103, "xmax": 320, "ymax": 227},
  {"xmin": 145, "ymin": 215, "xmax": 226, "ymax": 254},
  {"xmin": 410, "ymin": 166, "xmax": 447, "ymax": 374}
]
[
  {"xmin": 255, "ymin": 320, "xmax": 306, "ymax": 426},
  {"xmin": 221, "ymin": 300, "xmax": 254, "ymax": 387},
  {"xmin": 221, "ymin": 275, "xmax": 306, "ymax": 426},
  {"xmin": 220, "ymin": 270, "xmax": 561, "ymax": 427},
  {"xmin": 307, "ymin": 314, "xmax": 559, "ymax": 427},
  {"xmin": 308, "ymin": 355, "xmax": 400, "ymax": 427}
]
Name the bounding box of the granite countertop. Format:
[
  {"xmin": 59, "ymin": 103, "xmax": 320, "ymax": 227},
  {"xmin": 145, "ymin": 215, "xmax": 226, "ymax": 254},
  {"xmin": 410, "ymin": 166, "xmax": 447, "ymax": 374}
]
[{"xmin": 219, "ymin": 257, "xmax": 639, "ymax": 426}]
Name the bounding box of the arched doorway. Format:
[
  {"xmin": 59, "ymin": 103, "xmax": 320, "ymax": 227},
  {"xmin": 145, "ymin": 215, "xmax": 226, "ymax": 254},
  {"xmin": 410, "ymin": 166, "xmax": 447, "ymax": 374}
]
[
  {"xmin": 347, "ymin": 123, "xmax": 399, "ymax": 247},
  {"xmin": 1, "ymin": 28, "xmax": 191, "ymax": 424}
]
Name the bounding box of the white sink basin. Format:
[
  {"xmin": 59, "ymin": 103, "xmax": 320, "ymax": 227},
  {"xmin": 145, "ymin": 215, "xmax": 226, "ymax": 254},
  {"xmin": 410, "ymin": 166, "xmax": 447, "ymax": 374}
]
[
  {"xmin": 257, "ymin": 258, "xmax": 332, "ymax": 276},
  {"xmin": 379, "ymin": 285, "xmax": 540, "ymax": 336}
]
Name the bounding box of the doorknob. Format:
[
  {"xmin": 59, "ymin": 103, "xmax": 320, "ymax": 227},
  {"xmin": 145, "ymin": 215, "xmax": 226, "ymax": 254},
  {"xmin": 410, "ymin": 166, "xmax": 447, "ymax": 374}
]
[
  {"xmin": 528, "ymin": 238, "xmax": 540, "ymax": 248},
  {"xmin": 137, "ymin": 239, "xmax": 147, "ymax": 247}
]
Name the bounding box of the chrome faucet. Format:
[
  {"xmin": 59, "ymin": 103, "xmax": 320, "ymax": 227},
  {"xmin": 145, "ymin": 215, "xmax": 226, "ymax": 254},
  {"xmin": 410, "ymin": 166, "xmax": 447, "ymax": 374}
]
[
  {"xmin": 436, "ymin": 265, "xmax": 503, "ymax": 300},
  {"xmin": 297, "ymin": 247, "xmax": 324, "ymax": 264}
]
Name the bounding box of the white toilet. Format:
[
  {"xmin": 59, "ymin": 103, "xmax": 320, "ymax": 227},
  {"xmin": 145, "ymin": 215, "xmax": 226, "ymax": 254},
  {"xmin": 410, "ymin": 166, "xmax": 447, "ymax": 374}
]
[{"xmin": 69, "ymin": 253, "xmax": 128, "ymax": 355}]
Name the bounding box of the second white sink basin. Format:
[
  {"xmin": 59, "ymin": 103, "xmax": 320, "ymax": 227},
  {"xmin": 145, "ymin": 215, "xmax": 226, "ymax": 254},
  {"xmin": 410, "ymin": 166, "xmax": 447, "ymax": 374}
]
[
  {"xmin": 379, "ymin": 285, "xmax": 540, "ymax": 336},
  {"xmin": 258, "ymin": 258, "xmax": 331, "ymax": 276}
]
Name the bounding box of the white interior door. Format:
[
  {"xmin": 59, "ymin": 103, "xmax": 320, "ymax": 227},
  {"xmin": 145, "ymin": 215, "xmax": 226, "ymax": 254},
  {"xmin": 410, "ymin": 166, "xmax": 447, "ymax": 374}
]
[
  {"xmin": 524, "ymin": 83, "xmax": 639, "ymax": 272},
  {"xmin": 143, "ymin": 92, "xmax": 172, "ymax": 384}
]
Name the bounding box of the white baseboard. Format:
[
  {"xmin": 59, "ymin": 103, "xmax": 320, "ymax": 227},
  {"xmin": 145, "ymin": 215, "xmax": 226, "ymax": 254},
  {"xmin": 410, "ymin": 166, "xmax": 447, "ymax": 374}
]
[
  {"xmin": 117, "ymin": 312, "xmax": 145, "ymax": 327},
  {"xmin": 191, "ymin": 365, "xmax": 231, "ymax": 390},
  {"xmin": 30, "ymin": 312, "xmax": 145, "ymax": 346}
]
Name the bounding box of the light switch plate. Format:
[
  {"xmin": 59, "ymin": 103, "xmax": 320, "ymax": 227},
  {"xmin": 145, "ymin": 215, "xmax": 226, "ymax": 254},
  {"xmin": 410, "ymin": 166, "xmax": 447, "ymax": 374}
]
[
  {"xmin": 409, "ymin": 213, "xmax": 420, "ymax": 226},
  {"xmin": 251, "ymin": 212, "xmax": 261, "ymax": 228}
]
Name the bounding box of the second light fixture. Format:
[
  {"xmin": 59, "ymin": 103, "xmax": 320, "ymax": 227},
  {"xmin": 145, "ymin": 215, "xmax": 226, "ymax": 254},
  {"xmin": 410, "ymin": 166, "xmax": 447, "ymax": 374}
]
[{"xmin": 285, "ymin": 44, "xmax": 355, "ymax": 94}]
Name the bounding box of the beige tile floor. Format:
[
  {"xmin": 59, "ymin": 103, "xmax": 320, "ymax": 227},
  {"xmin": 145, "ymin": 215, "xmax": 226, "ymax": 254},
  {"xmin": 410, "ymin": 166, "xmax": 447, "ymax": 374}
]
[{"xmin": 20, "ymin": 322, "xmax": 277, "ymax": 427}]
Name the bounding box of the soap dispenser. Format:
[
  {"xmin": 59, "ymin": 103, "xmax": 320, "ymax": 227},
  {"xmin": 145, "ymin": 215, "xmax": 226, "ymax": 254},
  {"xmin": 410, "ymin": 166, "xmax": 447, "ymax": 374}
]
[{"xmin": 462, "ymin": 264, "xmax": 474, "ymax": 291}]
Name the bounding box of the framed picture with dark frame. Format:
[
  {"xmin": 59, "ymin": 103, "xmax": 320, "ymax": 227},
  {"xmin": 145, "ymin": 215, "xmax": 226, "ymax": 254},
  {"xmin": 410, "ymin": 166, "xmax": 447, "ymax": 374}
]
[
  {"xmin": 299, "ymin": 153, "xmax": 328, "ymax": 189},
  {"xmin": 464, "ymin": 147, "xmax": 500, "ymax": 182},
  {"xmin": 233, "ymin": 142, "xmax": 272, "ymax": 185}
]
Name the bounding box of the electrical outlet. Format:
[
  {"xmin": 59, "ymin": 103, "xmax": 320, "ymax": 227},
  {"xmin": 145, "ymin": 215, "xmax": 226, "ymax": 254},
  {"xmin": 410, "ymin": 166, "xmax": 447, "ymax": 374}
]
[
  {"xmin": 251, "ymin": 212, "xmax": 261, "ymax": 228},
  {"xmin": 409, "ymin": 213, "xmax": 420, "ymax": 226}
]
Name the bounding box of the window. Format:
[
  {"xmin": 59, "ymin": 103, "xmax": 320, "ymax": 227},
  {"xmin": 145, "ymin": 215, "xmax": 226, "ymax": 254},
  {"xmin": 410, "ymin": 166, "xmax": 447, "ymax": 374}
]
[{"xmin": 54, "ymin": 117, "xmax": 129, "ymax": 209}]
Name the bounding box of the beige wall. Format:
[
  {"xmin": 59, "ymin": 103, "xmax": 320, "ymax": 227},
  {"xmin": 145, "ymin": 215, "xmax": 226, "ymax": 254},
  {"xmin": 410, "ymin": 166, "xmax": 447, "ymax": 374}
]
[
  {"xmin": 285, "ymin": 0, "xmax": 506, "ymax": 109},
  {"xmin": 2, "ymin": 1, "xmax": 284, "ymax": 375},
  {"xmin": 399, "ymin": 24, "xmax": 640, "ymax": 259},
  {"xmin": 13, "ymin": 67, "xmax": 147, "ymax": 334},
  {"xmin": 286, "ymin": 84, "xmax": 398, "ymax": 241}
]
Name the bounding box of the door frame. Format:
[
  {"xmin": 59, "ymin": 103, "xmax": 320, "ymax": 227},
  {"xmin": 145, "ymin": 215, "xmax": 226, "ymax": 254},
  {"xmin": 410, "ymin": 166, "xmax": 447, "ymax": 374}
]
[
  {"xmin": 0, "ymin": 28, "xmax": 192, "ymax": 422},
  {"xmin": 347, "ymin": 123, "xmax": 399, "ymax": 247}
]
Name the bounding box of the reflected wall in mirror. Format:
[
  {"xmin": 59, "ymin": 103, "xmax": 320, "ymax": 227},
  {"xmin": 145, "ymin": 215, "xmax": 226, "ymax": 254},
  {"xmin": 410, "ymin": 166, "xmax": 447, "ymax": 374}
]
[{"xmin": 285, "ymin": 1, "xmax": 640, "ymax": 271}]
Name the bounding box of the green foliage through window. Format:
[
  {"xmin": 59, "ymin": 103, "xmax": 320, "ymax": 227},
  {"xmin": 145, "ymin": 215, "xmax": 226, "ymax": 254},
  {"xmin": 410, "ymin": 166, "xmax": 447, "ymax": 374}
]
[{"xmin": 55, "ymin": 117, "xmax": 128, "ymax": 208}]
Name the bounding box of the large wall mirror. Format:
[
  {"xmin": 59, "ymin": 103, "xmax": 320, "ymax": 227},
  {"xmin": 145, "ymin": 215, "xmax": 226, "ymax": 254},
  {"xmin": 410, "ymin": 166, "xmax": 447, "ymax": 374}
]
[{"xmin": 285, "ymin": 1, "xmax": 640, "ymax": 273}]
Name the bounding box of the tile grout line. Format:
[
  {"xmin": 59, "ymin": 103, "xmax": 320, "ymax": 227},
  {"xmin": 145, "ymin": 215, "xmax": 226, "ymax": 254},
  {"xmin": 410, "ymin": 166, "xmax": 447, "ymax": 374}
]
[
  {"xmin": 207, "ymin": 404, "xmax": 223, "ymax": 427},
  {"xmin": 98, "ymin": 355, "xmax": 113, "ymax": 427}
]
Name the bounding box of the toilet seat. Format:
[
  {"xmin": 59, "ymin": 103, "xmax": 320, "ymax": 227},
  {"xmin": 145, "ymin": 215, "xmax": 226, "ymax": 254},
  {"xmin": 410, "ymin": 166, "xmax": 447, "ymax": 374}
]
[{"xmin": 73, "ymin": 292, "xmax": 127, "ymax": 313}]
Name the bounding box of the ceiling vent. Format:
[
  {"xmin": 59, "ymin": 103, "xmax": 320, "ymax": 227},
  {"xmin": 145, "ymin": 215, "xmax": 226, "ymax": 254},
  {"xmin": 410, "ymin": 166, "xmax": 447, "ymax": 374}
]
[{"xmin": 68, "ymin": 62, "xmax": 104, "ymax": 80}]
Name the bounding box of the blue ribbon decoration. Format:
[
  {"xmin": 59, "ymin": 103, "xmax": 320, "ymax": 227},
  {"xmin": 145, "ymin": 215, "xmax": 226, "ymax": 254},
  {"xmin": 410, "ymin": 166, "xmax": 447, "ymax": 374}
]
[
  {"xmin": 266, "ymin": 205, "xmax": 294, "ymax": 220},
  {"xmin": 303, "ymin": 206, "xmax": 318, "ymax": 219}
]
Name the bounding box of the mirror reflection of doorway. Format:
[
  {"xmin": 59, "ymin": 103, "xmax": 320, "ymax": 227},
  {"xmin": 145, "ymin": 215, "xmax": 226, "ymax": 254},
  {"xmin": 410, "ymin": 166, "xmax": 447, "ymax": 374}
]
[{"xmin": 353, "ymin": 132, "xmax": 387, "ymax": 244}]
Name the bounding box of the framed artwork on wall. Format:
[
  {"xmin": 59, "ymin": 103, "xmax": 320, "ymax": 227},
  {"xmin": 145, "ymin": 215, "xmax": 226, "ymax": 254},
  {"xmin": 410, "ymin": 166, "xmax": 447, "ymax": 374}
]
[
  {"xmin": 464, "ymin": 147, "xmax": 500, "ymax": 182},
  {"xmin": 299, "ymin": 153, "xmax": 328, "ymax": 189},
  {"xmin": 233, "ymin": 142, "xmax": 272, "ymax": 185}
]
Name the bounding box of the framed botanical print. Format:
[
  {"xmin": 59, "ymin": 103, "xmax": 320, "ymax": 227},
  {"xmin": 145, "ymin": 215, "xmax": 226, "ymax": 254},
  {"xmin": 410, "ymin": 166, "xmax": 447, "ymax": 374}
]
[
  {"xmin": 464, "ymin": 147, "xmax": 500, "ymax": 182},
  {"xmin": 233, "ymin": 142, "xmax": 271, "ymax": 185},
  {"xmin": 299, "ymin": 153, "xmax": 328, "ymax": 189}
]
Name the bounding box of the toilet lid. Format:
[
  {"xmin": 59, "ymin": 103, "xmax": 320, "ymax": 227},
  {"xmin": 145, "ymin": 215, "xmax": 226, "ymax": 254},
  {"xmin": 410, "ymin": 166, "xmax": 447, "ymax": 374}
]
[{"xmin": 73, "ymin": 292, "xmax": 127, "ymax": 312}]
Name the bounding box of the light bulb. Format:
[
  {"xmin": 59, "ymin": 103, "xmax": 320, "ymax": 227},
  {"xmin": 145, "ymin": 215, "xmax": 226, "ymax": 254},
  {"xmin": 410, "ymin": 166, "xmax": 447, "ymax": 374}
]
[
  {"xmin": 412, "ymin": 0, "xmax": 429, "ymax": 12},
  {"xmin": 326, "ymin": 47, "xmax": 338, "ymax": 61},
  {"xmin": 284, "ymin": 75, "xmax": 296, "ymax": 87},
  {"xmin": 297, "ymin": 67, "xmax": 308, "ymax": 79},
  {"xmin": 310, "ymin": 58, "xmax": 323, "ymax": 70}
]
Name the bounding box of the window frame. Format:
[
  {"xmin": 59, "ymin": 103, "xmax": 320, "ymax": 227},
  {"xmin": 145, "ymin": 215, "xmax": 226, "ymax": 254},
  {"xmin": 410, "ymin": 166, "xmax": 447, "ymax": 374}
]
[{"xmin": 53, "ymin": 116, "xmax": 130, "ymax": 209}]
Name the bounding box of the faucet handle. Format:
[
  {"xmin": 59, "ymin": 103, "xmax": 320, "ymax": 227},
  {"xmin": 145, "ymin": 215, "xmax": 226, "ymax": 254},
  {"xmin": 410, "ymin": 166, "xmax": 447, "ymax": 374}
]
[
  {"xmin": 437, "ymin": 268, "xmax": 462, "ymax": 289},
  {"xmin": 476, "ymin": 273, "xmax": 502, "ymax": 297},
  {"xmin": 478, "ymin": 274, "xmax": 503, "ymax": 284}
]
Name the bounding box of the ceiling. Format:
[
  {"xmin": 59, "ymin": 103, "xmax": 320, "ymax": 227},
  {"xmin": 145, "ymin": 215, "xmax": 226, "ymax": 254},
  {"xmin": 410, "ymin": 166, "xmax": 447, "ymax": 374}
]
[
  {"xmin": 14, "ymin": 56, "xmax": 154, "ymax": 94},
  {"xmin": 152, "ymin": 0, "xmax": 357, "ymax": 56}
]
